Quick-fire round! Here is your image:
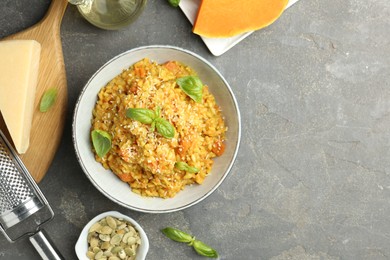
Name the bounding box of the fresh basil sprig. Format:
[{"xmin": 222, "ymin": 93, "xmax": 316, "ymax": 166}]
[
  {"xmin": 126, "ymin": 107, "xmax": 175, "ymax": 139},
  {"xmin": 176, "ymin": 76, "xmax": 204, "ymax": 103},
  {"xmin": 162, "ymin": 227, "xmax": 193, "ymax": 243},
  {"xmin": 175, "ymin": 161, "xmax": 199, "ymax": 173},
  {"xmin": 40, "ymin": 88, "xmax": 58, "ymax": 112},
  {"xmin": 126, "ymin": 108, "xmax": 155, "ymax": 124},
  {"xmin": 167, "ymin": 0, "xmax": 180, "ymax": 7},
  {"xmin": 91, "ymin": 129, "xmax": 112, "ymax": 157},
  {"xmin": 193, "ymin": 240, "xmax": 219, "ymax": 258},
  {"xmin": 155, "ymin": 117, "xmax": 175, "ymax": 139},
  {"xmin": 162, "ymin": 227, "xmax": 219, "ymax": 258}
]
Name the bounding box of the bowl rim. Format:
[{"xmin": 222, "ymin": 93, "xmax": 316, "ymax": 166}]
[
  {"xmin": 75, "ymin": 210, "xmax": 149, "ymax": 260},
  {"xmin": 72, "ymin": 45, "xmax": 241, "ymax": 213}
]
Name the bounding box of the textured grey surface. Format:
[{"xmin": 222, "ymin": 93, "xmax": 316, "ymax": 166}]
[{"xmin": 1, "ymin": 0, "xmax": 390, "ymax": 259}]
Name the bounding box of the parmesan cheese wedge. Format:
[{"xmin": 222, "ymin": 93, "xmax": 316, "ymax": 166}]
[{"xmin": 0, "ymin": 40, "xmax": 41, "ymax": 154}]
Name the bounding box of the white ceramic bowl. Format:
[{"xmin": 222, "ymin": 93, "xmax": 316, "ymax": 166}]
[
  {"xmin": 75, "ymin": 211, "xmax": 149, "ymax": 260},
  {"xmin": 73, "ymin": 45, "xmax": 241, "ymax": 213}
]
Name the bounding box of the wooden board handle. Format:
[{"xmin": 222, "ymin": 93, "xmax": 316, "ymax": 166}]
[
  {"xmin": 1, "ymin": 0, "xmax": 69, "ymax": 183},
  {"xmin": 41, "ymin": 0, "xmax": 69, "ymax": 30}
]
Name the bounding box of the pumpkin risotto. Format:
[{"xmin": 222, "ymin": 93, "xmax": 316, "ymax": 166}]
[{"xmin": 91, "ymin": 58, "xmax": 226, "ymax": 198}]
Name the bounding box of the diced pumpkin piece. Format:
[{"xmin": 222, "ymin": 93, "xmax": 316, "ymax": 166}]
[{"xmin": 193, "ymin": 0, "xmax": 289, "ymax": 38}]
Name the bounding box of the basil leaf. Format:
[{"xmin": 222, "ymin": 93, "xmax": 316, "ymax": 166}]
[
  {"xmin": 162, "ymin": 227, "xmax": 194, "ymax": 243},
  {"xmin": 91, "ymin": 130, "xmax": 111, "ymax": 157},
  {"xmin": 126, "ymin": 108, "xmax": 155, "ymax": 124},
  {"xmin": 175, "ymin": 161, "xmax": 199, "ymax": 173},
  {"xmin": 126, "ymin": 107, "xmax": 175, "ymax": 139},
  {"xmin": 155, "ymin": 118, "xmax": 175, "ymax": 139},
  {"xmin": 155, "ymin": 106, "xmax": 161, "ymax": 118},
  {"xmin": 168, "ymin": 0, "xmax": 180, "ymax": 7},
  {"xmin": 193, "ymin": 240, "xmax": 219, "ymax": 258},
  {"xmin": 39, "ymin": 88, "xmax": 58, "ymax": 112},
  {"xmin": 162, "ymin": 227, "xmax": 218, "ymax": 258},
  {"xmin": 176, "ymin": 76, "xmax": 203, "ymax": 103}
]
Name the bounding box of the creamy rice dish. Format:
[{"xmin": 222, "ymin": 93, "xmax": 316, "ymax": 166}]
[{"xmin": 91, "ymin": 58, "xmax": 226, "ymax": 198}]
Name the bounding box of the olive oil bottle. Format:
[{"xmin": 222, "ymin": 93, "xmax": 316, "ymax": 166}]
[{"xmin": 68, "ymin": 0, "xmax": 147, "ymax": 30}]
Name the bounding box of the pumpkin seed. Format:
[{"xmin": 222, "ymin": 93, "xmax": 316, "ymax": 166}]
[
  {"xmin": 106, "ymin": 216, "xmax": 117, "ymax": 229},
  {"xmin": 117, "ymin": 223, "xmax": 127, "ymax": 230},
  {"xmin": 111, "ymin": 246, "xmax": 122, "ymax": 254},
  {"xmin": 90, "ymin": 237, "xmax": 99, "ymax": 248},
  {"xmin": 124, "ymin": 247, "xmax": 134, "ymax": 256},
  {"xmin": 93, "ymin": 247, "xmax": 101, "ymax": 254},
  {"xmin": 117, "ymin": 229, "xmax": 125, "ymax": 235},
  {"xmin": 118, "ymin": 249, "xmax": 126, "ymax": 259},
  {"xmin": 89, "ymin": 222, "xmax": 102, "ymax": 233},
  {"xmin": 128, "ymin": 226, "xmax": 136, "ymax": 234},
  {"xmin": 86, "ymin": 216, "xmax": 141, "ymax": 260},
  {"xmin": 101, "ymin": 226, "xmax": 113, "ymax": 235},
  {"xmin": 122, "ymin": 232, "xmax": 131, "ymax": 243},
  {"xmin": 94, "ymin": 251, "xmax": 104, "ymax": 259},
  {"xmin": 127, "ymin": 236, "xmax": 136, "ymax": 246},
  {"xmin": 99, "ymin": 234, "xmax": 111, "ymax": 242},
  {"xmin": 101, "ymin": 241, "xmax": 111, "ymax": 250},
  {"xmin": 110, "ymin": 234, "xmax": 123, "ymax": 245},
  {"xmin": 100, "ymin": 219, "xmax": 107, "ymax": 226},
  {"xmin": 127, "ymin": 230, "xmax": 135, "ymax": 238},
  {"xmin": 86, "ymin": 251, "xmax": 95, "ymax": 259}
]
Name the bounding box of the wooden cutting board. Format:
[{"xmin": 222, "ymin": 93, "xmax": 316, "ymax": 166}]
[{"xmin": 0, "ymin": 0, "xmax": 68, "ymax": 183}]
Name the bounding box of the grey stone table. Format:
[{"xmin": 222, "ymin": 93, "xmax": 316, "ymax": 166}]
[{"xmin": 1, "ymin": 0, "xmax": 390, "ymax": 259}]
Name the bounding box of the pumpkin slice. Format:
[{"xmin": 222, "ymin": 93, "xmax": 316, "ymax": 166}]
[{"xmin": 193, "ymin": 0, "xmax": 289, "ymax": 38}]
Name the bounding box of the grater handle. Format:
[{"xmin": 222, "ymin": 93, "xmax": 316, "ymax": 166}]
[{"xmin": 29, "ymin": 229, "xmax": 64, "ymax": 260}]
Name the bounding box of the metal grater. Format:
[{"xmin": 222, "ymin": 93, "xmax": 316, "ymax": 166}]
[{"xmin": 0, "ymin": 130, "xmax": 63, "ymax": 260}]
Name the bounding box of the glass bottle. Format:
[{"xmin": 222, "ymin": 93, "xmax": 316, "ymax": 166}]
[{"xmin": 68, "ymin": 0, "xmax": 147, "ymax": 30}]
